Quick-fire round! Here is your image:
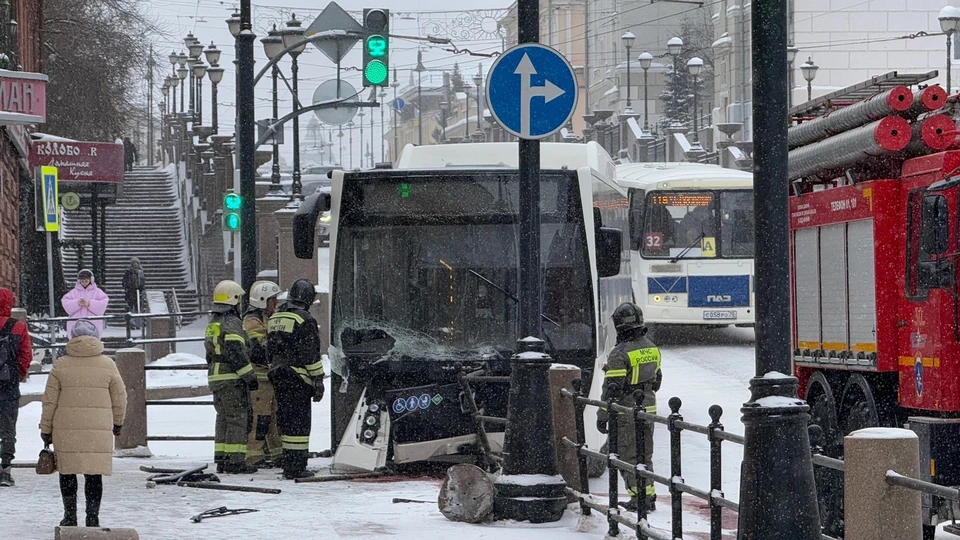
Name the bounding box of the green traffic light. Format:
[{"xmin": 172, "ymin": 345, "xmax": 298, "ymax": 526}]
[
  {"xmin": 224, "ymin": 213, "xmax": 240, "ymax": 231},
  {"xmin": 366, "ymin": 35, "xmax": 387, "ymax": 58},
  {"xmin": 224, "ymin": 193, "xmax": 242, "ymax": 211},
  {"xmin": 364, "ymin": 60, "xmax": 388, "ymax": 86}
]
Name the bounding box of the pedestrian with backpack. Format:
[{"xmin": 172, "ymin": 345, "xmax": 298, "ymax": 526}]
[{"xmin": 0, "ymin": 287, "xmax": 34, "ymax": 487}]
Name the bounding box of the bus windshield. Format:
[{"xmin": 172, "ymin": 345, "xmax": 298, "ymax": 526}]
[
  {"xmin": 640, "ymin": 189, "xmax": 754, "ymax": 259},
  {"xmin": 332, "ymin": 171, "xmax": 596, "ymax": 360}
]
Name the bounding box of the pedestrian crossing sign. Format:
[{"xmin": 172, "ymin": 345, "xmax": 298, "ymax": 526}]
[{"xmin": 40, "ymin": 165, "xmax": 59, "ymax": 232}]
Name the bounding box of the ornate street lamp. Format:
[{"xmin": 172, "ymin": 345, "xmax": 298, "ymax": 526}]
[
  {"xmin": 280, "ymin": 13, "xmax": 307, "ymax": 199},
  {"xmin": 204, "ymin": 41, "xmax": 221, "ymax": 67},
  {"xmin": 261, "ymin": 25, "xmax": 284, "ymax": 193},
  {"xmin": 787, "ymin": 45, "xmax": 799, "ymax": 108},
  {"xmin": 800, "ymin": 56, "xmax": 819, "ymax": 102},
  {"xmin": 939, "ymin": 6, "xmax": 960, "ymax": 93},
  {"xmin": 176, "ymin": 65, "xmax": 188, "ymax": 112},
  {"xmin": 687, "ymin": 56, "xmax": 704, "ymax": 146},
  {"xmin": 193, "ymin": 61, "xmax": 207, "ymax": 125},
  {"xmin": 638, "ymin": 52, "xmax": 653, "ymax": 131},
  {"xmin": 415, "ymin": 51, "xmax": 426, "ymax": 145},
  {"xmin": 667, "ymin": 37, "xmax": 683, "ymax": 119},
  {"xmin": 473, "ymin": 69, "xmax": 484, "ymax": 140},
  {"xmin": 391, "ymin": 68, "xmax": 400, "ymax": 161},
  {"xmin": 622, "ymin": 31, "xmax": 636, "ymax": 113}
]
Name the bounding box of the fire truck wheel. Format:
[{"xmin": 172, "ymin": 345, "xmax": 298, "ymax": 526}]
[
  {"xmin": 805, "ymin": 372, "xmax": 840, "ymax": 451},
  {"xmin": 807, "ymin": 372, "xmax": 845, "ymax": 537},
  {"xmin": 840, "ymin": 374, "xmax": 881, "ymax": 435}
]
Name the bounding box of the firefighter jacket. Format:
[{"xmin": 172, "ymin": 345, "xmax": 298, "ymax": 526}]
[
  {"xmin": 599, "ymin": 332, "xmax": 662, "ymax": 420},
  {"xmin": 267, "ymin": 304, "xmax": 325, "ymax": 386},
  {"xmin": 205, "ymin": 311, "xmax": 256, "ymax": 389},
  {"xmin": 243, "ymin": 308, "xmax": 269, "ymax": 369}
]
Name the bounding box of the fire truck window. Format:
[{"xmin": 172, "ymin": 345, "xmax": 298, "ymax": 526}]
[
  {"xmin": 906, "ymin": 190, "xmax": 925, "ymax": 299},
  {"xmin": 922, "ymin": 195, "xmax": 949, "ymax": 255}
]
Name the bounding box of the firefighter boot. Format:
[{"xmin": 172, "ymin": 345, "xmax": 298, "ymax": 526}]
[
  {"xmin": 223, "ymin": 462, "xmax": 258, "ymax": 474},
  {"xmin": 282, "ymin": 452, "xmax": 314, "ymax": 480}
]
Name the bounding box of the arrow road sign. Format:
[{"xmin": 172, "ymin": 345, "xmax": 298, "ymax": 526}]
[
  {"xmin": 486, "ymin": 43, "xmax": 578, "ymax": 140},
  {"xmin": 393, "ymin": 98, "xmax": 405, "ymax": 111}
]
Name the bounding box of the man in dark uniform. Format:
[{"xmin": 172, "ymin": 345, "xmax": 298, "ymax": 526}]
[
  {"xmin": 205, "ymin": 280, "xmax": 259, "ymax": 474},
  {"xmin": 597, "ymin": 302, "xmax": 662, "ymax": 511},
  {"xmin": 268, "ymin": 278, "xmax": 325, "ymax": 480}
]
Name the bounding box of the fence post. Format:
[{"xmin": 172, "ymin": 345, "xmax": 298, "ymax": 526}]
[
  {"xmin": 844, "ymin": 428, "xmax": 921, "ymax": 540},
  {"xmin": 571, "ymin": 379, "xmax": 591, "ymax": 517},
  {"xmin": 606, "ymin": 385, "xmax": 621, "ymax": 538},
  {"xmin": 707, "ymin": 405, "xmax": 724, "ymax": 540},
  {"xmin": 115, "ymin": 348, "xmax": 147, "ymax": 450},
  {"xmin": 125, "ymin": 313, "xmax": 133, "ymax": 347},
  {"xmin": 633, "ymin": 389, "xmax": 649, "ymax": 530},
  {"xmin": 668, "ymin": 397, "xmax": 684, "ymax": 539}
]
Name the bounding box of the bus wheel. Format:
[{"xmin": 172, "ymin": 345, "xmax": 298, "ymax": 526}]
[{"xmin": 806, "ymin": 372, "xmax": 844, "ymax": 537}]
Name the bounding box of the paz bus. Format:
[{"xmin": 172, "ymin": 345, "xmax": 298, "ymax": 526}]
[{"xmin": 616, "ymin": 162, "xmax": 755, "ymax": 331}]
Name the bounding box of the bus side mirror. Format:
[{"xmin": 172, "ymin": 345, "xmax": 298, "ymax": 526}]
[
  {"xmin": 597, "ymin": 227, "xmax": 622, "ymax": 278},
  {"xmin": 293, "ymin": 192, "xmax": 332, "ymax": 259}
]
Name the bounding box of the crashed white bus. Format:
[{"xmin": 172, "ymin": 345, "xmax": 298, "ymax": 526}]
[{"xmin": 293, "ymin": 141, "xmax": 632, "ymax": 471}]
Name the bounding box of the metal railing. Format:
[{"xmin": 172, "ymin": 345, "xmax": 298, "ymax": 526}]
[
  {"xmin": 560, "ymin": 381, "xmax": 838, "ymax": 540},
  {"xmin": 27, "ymin": 311, "xmax": 209, "ymax": 355},
  {"xmin": 143, "ymin": 362, "xmax": 212, "ymax": 442}
]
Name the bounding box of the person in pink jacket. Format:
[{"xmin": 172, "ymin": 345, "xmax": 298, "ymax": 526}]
[{"xmin": 61, "ymin": 270, "xmax": 109, "ymax": 337}]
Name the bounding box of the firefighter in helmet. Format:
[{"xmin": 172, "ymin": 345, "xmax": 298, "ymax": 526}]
[
  {"xmin": 244, "ymin": 280, "xmax": 284, "ymax": 468},
  {"xmin": 205, "ymin": 280, "xmax": 259, "ymax": 474},
  {"xmin": 267, "ymin": 278, "xmax": 325, "ymax": 480},
  {"xmin": 597, "ymin": 302, "xmax": 662, "ymax": 511}
]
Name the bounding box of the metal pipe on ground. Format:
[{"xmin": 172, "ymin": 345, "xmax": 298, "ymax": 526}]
[
  {"xmin": 176, "ymin": 481, "xmax": 281, "ymax": 494},
  {"xmin": 787, "ymin": 116, "xmax": 912, "ymax": 180},
  {"xmin": 788, "ymin": 86, "xmax": 913, "ymax": 149}
]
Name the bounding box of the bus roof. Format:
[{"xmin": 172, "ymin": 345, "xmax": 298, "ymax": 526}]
[
  {"xmin": 615, "ymin": 162, "xmax": 753, "ymax": 191},
  {"xmin": 395, "ymin": 141, "xmax": 616, "ymax": 179}
]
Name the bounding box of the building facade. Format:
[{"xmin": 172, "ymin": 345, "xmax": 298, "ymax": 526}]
[{"xmin": 0, "ymin": 0, "xmax": 45, "ymax": 297}]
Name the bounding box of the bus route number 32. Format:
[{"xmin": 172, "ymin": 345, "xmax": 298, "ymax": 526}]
[{"xmin": 645, "ymin": 233, "xmax": 664, "ymax": 251}]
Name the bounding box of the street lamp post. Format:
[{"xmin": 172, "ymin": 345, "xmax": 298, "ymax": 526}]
[
  {"xmin": 800, "ymin": 56, "xmax": 818, "ymax": 102},
  {"xmin": 205, "ymin": 42, "xmax": 223, "ymax": 133},
  {"xmin": 261, "ymin": 25, "xmax": 284, "ymax": 193},
  {"xmin": 358, "ymin": 109, "xmax": 366, "ymax": 167},
  {"xmin": 379, "ymin": 88, "xmax": 387, "ymax": 162},
  {"xmin": 439, "ymin": 101, "xmax": 450, "ymax": 143},
  {"xmin": 281, "ymin": 14, "xmax": 307, "ymax": 200},
  {"xmin": 347, "ymin": 121, "xmax": 354, "ymax": 169},
  {"xmin": 622, "ymin": 31, "xmax": 635, "ymax": 113},
  {"xmin": 176, "ymin": 53, "xmax": 188, "ymax": 113},
  {"xmin": 338, "ymin": 128, "xmax": 344, "ymax": 167},
  {"xmin": 193, "ymin": 61, "xmax": 207, "ymax": 125},
  {"xmin": 786, "ymin": 46, "xmax": 798, "ymax": 108},
  {"xmin": 368, "ymin": 87, "xmax": 376, "ymax": 167},
  {"xmin": 687, "ymin": 57, "xmax": 703, "ymax": 145},
  {"xmin": 391, "ymin": 67, "xmax": 400, "ymax": 161},
  {"xmin": 147, "ymin": 48, "xmax": 156, "ymax": 167},
  {"xmin": 473, "ymin": 65, "xmax": 485, "ymax": 141},
  {"xmin": 939, "ymin": 6, "xmax": 960, "ymax": 94},
  {"xmin": 667, "ymin": 37, "xmax": 683, "ymax": 123},
  {"xmin": 415, "ymin": 51, "xmax": 426, "ymax": 146},
  {"xmin": 638, "ymin": 52, "xmax": 652, "ymax": 131}
]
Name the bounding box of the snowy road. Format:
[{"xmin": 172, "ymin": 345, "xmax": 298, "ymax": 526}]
[{"xmin": 8, "ymin": 327, "xmax": 959, "ymax": 538}]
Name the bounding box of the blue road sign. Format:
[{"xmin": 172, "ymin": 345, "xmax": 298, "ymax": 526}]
[
  {"xmin": 486, "ymin": 43, "xmax": 578, "ymax": 140},
  {"xmin": 40, "ymin": 166, "xmax": 59, "ymax": 232},
  {"xmin": 393, "ymin": 97, "xmax": 405, "ymax": 111}
]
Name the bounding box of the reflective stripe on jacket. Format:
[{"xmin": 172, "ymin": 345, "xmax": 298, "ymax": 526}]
[{"xmin": 205, "ymin": 313, "xmax": 255, "ymax": 387}]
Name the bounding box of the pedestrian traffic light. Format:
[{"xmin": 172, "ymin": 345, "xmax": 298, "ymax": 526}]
[
  {"xmin": 362, "ymin": 8, "xmax": 389, "ymax": 87},
  {"xmin": 222, "ymin": 192, "xmax": 241, "ymax": 231}
]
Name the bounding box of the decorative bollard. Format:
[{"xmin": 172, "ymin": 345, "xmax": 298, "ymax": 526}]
[
  {"xmin": 493, "ymin": 337, "xmax": 567, "ymax": 523},
  {"xmin": 115, "ymin": 348, "xmax": 147, "ymax": 450}
]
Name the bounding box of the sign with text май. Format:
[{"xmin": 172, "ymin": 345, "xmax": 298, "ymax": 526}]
[{"xmin": 29, "ymin": 140, "xmax": 124, "ymax": 183}]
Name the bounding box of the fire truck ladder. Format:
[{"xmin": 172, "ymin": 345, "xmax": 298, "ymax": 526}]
[{"xmin": 789, "ymin": 69, "xmax": 939, "ymax": 120}]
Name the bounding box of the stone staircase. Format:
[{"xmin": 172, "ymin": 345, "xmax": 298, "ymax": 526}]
[{"xmin": 59, "ymin": 166, "xmax": 200, "ymax": 322}]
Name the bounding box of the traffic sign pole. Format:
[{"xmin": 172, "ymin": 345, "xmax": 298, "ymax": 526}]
[{"xmin": 39, "ymin": 166, "xmax": 59, "ymax": 329}]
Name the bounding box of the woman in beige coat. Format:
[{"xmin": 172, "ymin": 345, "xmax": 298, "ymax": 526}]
[{"xmin": 39, "ymin": 319, "xmax": 127, "ymax": 528}]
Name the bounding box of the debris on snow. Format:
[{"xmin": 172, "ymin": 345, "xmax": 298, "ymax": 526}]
[
  {"xmin": 115, "ymin": 445, "xmax": 154, "ymax": 458},
  {"xmin": 439, "ymin": 463, "xmax": 495, "ymax": 523}
]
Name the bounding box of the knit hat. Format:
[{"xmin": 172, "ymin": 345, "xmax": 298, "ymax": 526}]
[
  {"xmin": 78, "ymin": 269, "xmax": 93, "ymax": 279},
  {"xmin": 71, "ymin": 319, "xmax": 100, "ymax": 339}
]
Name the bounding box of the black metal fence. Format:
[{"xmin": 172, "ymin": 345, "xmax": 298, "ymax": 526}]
[
  {"xmin": 26, "ymin": 311, "xmax": 209, "ymax": 356},
  {"xmin": 559, "ymin": 380, "xmax": 840, "ymax": 540}
]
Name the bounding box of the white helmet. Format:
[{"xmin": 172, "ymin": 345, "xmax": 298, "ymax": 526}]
[
  {"xmin": 248, "ymin": 280, "xmax": 282, "ymax": 309},
  {"xmin": 213, "ymin": 280, "xmax": 245, "ymax": 306}
]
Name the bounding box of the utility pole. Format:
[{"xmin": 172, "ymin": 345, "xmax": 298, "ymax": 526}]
[
  {"xmin": 736, "ymin": 0, "xmax": 821, "ymax": 538},
  {"xmin": 237, "ymin": 0, "xmax": 258, "ymax": 291},
  {"xmin": 517, "ymin": 0, "xmax": 541, "ymax": 341}
]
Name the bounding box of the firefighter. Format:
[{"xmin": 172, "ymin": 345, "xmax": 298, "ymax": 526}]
[
  {"xmin": 243, "ymin": 280, "xmax": 284, "ymax": 468},
  {"xmin": 205, "ymin": 280, "xmax": 259, "ymax": 474},
  {"xmin": 597, "ymin": 302, "xmax": 662, "ymax": 512},
  {"xmin": 267, "ymin": 278, "xmax": 325, "ymax": 480}
]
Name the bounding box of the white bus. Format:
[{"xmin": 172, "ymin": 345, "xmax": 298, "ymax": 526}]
[
  {"xmin": 616, "ymin": 162, "xmax": 755, "ymax": 329},
  {"xmin": 294, "ymin": 141, "xmax": 631, "ymax": 471}
]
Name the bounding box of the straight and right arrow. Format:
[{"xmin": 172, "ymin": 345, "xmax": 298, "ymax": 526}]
[{"xmin": 513, "ymin": 53, "xmax": 566, "ymax": 138}]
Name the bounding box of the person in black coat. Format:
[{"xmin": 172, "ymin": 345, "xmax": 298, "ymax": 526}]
[{"xmin": 122, "ymin": 137, "xmax": 138, "ymax": 171}]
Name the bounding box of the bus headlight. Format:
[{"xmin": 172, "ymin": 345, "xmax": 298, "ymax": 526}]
[{"xmin": 654, "ymin": 295, "xmax": 662, "ymax": 303}]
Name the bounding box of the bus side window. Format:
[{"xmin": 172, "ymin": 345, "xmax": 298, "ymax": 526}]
[{"xmin": 628, "ymin": 189, "xmax": 645, "ymax": 251}]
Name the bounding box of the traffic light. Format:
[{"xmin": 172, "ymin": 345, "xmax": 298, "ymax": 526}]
[
  {"xmin": 362, "ymin": 8, "xmax": 389, "ymax": 87},
  {"xmin": 222, "ymin": 192, "xmax": 241, "ymax": 231}
]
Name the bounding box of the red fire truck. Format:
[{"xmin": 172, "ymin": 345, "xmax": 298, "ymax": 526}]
[{"xmin": 789, "ymin": 71, "xmax": 960, "ymax": 538}]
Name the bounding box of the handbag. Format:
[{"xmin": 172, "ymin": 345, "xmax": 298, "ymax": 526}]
[{"xmin": 36, "ymin": 445, "xmax": 57, "ymax": 475}]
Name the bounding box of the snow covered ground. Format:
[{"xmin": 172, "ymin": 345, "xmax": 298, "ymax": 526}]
[{"xmin": 8, "ymin": 325, "xmax": 959, "ymax": 538}]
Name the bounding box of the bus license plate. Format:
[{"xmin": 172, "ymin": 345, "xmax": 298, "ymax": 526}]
[{"xmin": 703, "ymin": 310, "xmax": 737, "ymax": 320}]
